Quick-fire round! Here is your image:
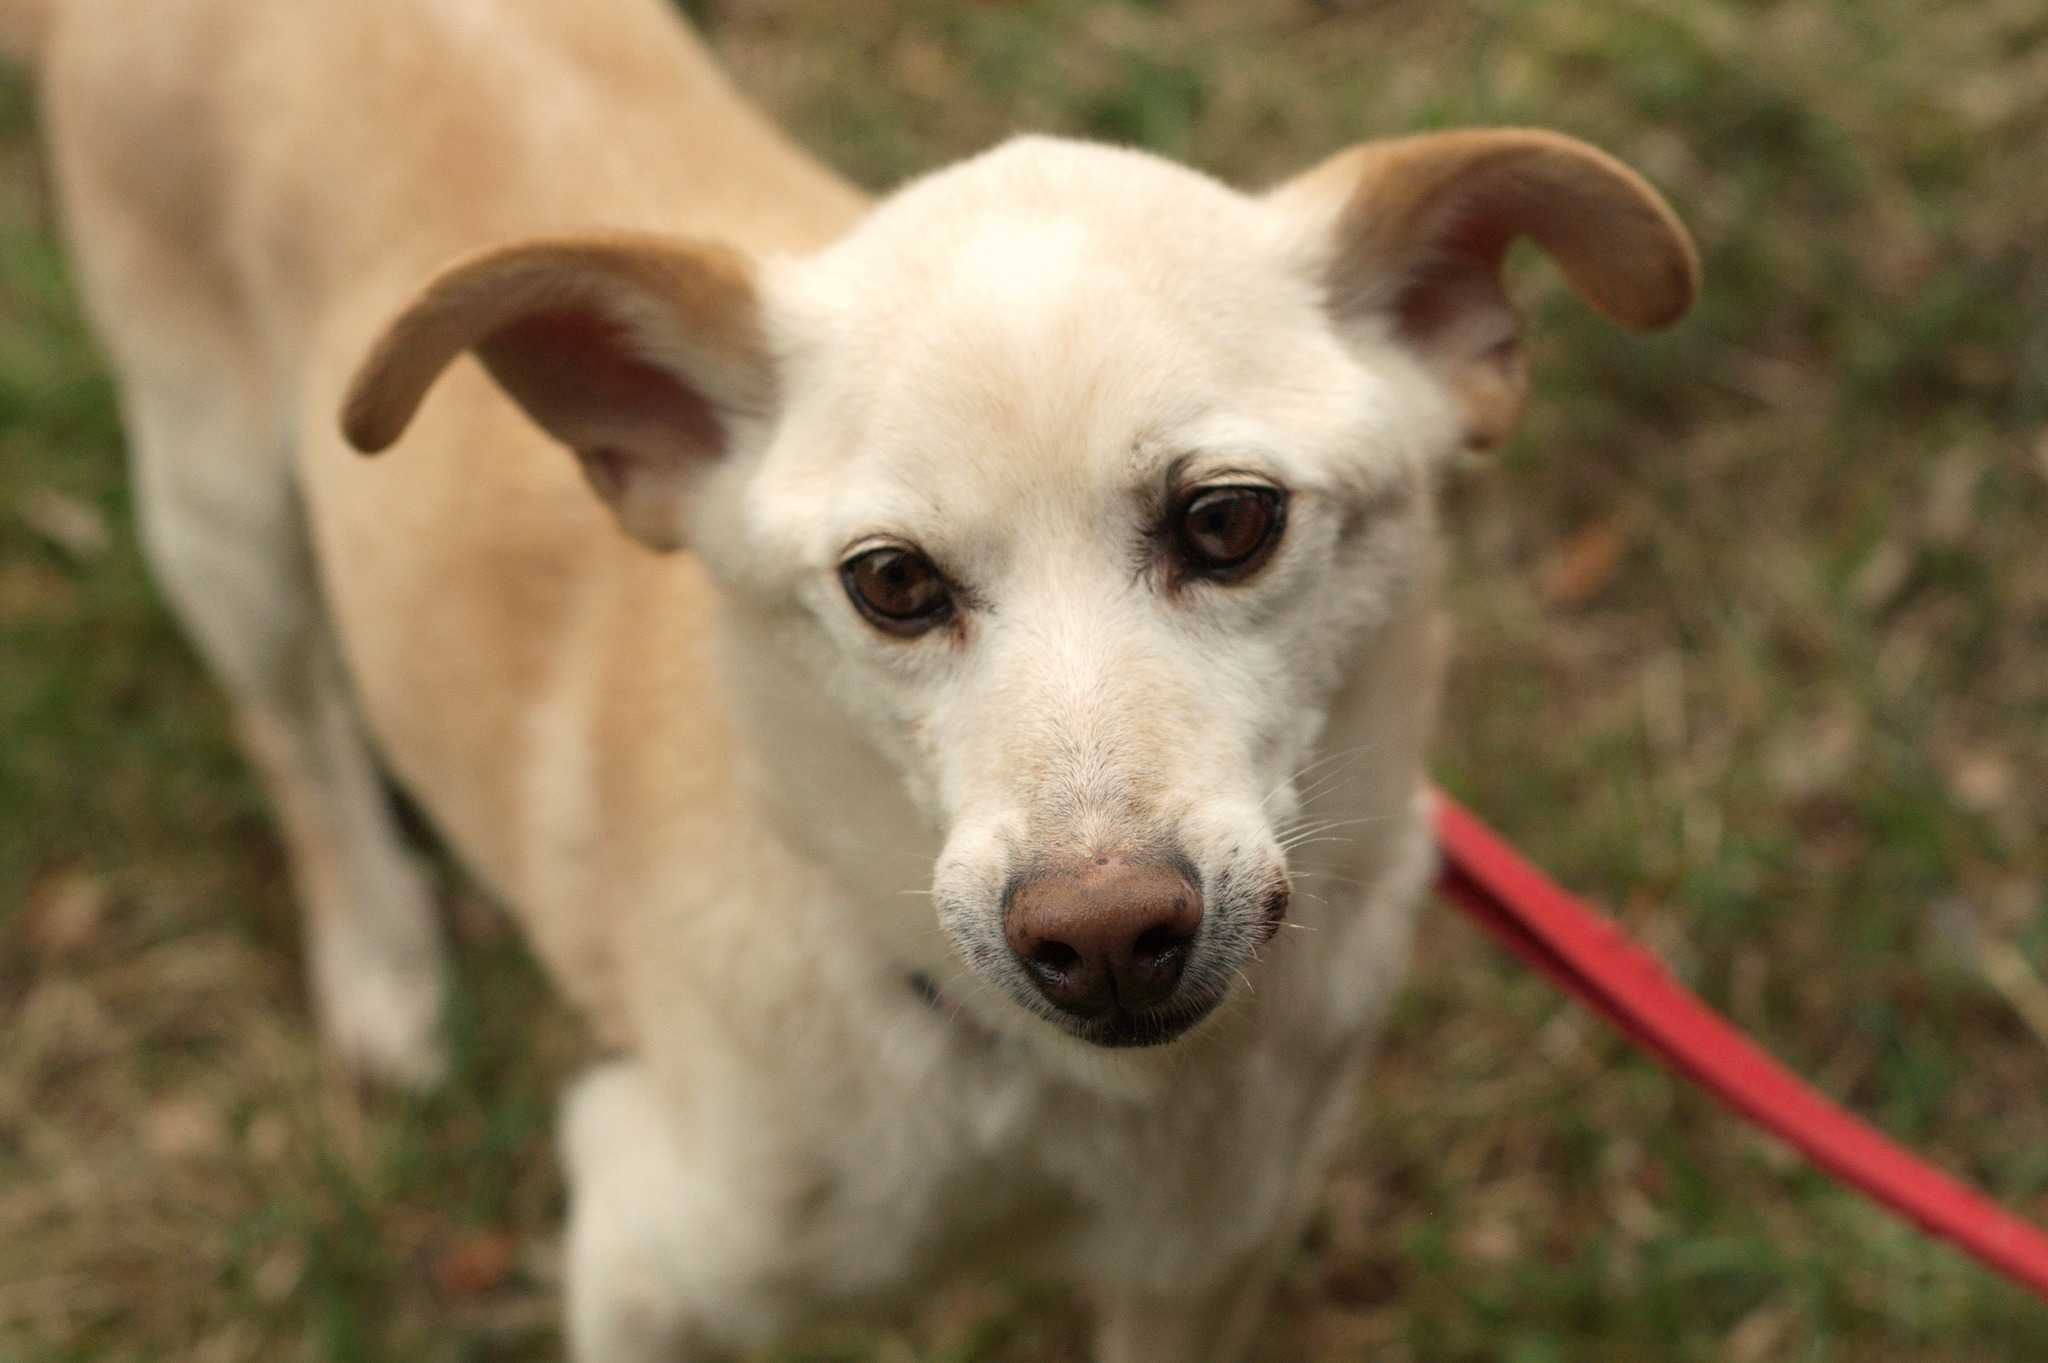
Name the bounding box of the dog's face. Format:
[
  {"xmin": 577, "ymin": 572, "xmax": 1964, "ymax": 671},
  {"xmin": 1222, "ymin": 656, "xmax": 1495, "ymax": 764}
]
[
  {"xmin": 719, "ymin": 142, "xmax": 1453, "ymax": 1047},
  {"xmin": 345, "ymin": 131, "xmax": 1696, "ymax": 1052}
]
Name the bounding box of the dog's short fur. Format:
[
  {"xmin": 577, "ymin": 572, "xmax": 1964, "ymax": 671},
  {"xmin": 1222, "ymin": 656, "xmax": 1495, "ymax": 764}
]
[{"xmin": 6, "ymin": 0, "xmax": 1696, "ymax": 1356}]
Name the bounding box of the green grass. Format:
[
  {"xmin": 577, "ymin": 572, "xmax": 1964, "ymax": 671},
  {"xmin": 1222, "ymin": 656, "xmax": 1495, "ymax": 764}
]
[{"xmin": 4, "ymin": 0, "xmax": 2047, "ymax": 1359}]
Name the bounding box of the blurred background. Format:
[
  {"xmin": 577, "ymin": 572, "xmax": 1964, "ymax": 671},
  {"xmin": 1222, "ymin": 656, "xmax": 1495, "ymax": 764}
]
[{"xmin": 2, "ymin": 0, "xmax": 2045, "ymax": 1359}]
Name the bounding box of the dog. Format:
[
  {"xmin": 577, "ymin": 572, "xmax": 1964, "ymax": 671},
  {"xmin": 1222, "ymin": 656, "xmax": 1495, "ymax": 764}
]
[{"xmin": 4, "ymin": 0, "xmax": 1697, "ymax": 1356}]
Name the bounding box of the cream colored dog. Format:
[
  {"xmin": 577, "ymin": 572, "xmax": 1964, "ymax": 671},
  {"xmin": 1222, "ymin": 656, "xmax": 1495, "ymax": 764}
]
[{"xmin": 6, "ymin": 0, "xmax": 1696, "ymax": 1356}]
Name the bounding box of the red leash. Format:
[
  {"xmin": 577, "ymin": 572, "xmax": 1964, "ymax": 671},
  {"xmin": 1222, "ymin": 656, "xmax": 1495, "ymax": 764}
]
[{"xmin": 1431, "ymin": 787, "xmax": 2048, "ymax": 1301}]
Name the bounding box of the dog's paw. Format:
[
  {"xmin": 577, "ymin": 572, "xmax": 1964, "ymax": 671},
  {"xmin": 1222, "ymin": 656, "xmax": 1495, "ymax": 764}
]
[
  {"xmin": 310, "ymin": 908, "xmax": 450, "ymax": 1091},
  {"xmin": 318, "ymin": 953, "xmax": 450, "ymax": 1090}
]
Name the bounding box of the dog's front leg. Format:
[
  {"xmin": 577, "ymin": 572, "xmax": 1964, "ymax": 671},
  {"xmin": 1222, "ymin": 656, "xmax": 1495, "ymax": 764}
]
[
  {"xmin": 559, "ymin": 1061, "xmax": 790, "ymax": 1363},
  {"xmin": 1092, "ymin": 1267, "xmax": 1283, "ymax": 1363}
]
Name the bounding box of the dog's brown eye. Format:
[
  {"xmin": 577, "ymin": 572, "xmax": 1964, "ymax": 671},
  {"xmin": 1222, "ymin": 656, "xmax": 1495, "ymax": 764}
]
[
  {"xmin": 1174, "ymin": 486, "xmax": 1285, "ymax": 580},
  {"xmin": 842, "ymin": 546, "xmax": 955, "ymax": 636}
]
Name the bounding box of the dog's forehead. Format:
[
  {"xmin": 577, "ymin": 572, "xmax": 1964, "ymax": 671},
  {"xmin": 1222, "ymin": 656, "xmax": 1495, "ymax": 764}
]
[
  {"xmin": 833, "ymin": 134, "xmax": 1283, "ymax": 273},
  {"xmin": 769, "ymin": 139, "xmax": 1350, "ymax": 497},
  {"xmin": 749, "ymin": 136, "xmax": 1443, "ymax": 576},
  {"xmin": 848, "ymin": 226, "xmax": 1247, "ymax": 488}
]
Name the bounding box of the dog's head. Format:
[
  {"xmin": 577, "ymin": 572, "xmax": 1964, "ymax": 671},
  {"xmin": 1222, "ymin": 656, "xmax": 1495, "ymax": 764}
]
[{"xmin": 345, "ymin": 131, "xmax": 1695, "ymax": 1054}]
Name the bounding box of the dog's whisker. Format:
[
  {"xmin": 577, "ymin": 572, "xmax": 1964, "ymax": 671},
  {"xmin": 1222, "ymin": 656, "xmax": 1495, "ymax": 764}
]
[
  {"xmin": 1273, "ymin": 809, "xmax": 1406, "ymax": 850},
  {"xmin": 1260, "ymin": 743, "xmax": 1364, "ymax": 804},
  {"xmin": 1278, "ymin": 810, "xmax": 1404, "ymax": 835},
  {"xmin": 1286, "ymin": 760, "xmax": 1376, "ymax": 810},
  {"xmin": 1289, "ymin": 875, "xmax": 1372, "ymax": 894},
  {"xmin": 1276, "ymin": 765, "xmax": 1366, "ymax": 814},
  {"xmin": 1259, "ymin": 742, "xmax": 1382, "ymax": 809},
  {"xmin": 1278, "ymin": 815, "xmax": 1357, "ymax": 835},
  {"xmin": 1269, "ymin": 826, "xmax": 1351, "ymax": 851},
  {"xmin": 1275, "ymin": 823, "xmax": 1352, "ymax": 849}
]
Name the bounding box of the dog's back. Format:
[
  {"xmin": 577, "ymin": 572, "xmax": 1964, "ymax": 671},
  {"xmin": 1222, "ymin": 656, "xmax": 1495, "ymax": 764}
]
[{"xmin": 17, "ymin": 0, "xmax": 864, "ymax": 1065}]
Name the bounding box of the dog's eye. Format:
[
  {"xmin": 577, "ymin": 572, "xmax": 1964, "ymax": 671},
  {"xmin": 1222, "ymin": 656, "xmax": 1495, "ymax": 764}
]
[
  {"xmin": 1173, "ymin": 486, "xmax": 1286, "ymax": 581},
  {"xmin": 842, "ymin": 545, "xmax": 955, "ymax": 636}
]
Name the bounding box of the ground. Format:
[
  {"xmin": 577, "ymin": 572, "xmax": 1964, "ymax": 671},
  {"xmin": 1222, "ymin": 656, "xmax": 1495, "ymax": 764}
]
[{"xmin": 2, "ymin": 1, "xmax": 2046, "ymax": 1359}]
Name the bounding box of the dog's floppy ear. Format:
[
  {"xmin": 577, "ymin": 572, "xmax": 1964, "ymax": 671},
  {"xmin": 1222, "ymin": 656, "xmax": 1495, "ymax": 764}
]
[
  {"xmin": 342, "ymin": 234, "xmax": 772, "ymax": 549},
  {"xmin": 1269, "ymin": 129, "xmax": 1699, "ymax": 450}
]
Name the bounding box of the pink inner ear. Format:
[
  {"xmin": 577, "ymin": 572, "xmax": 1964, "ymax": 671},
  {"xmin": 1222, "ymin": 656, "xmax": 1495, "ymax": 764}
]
[
  {"xmin": 1387, "ymin": 253, "xmax": 1529, "ymax": 452},
  {"xmin": 480, "ymin": 307, "xmax": 727, "ymax": 460}
]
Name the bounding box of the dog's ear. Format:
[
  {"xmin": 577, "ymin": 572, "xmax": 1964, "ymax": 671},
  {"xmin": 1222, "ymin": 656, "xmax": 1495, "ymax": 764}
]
[
  {"xmin": 342, "ymin": 234, "xmax": 773, "ymax": 550},
  {"xmin": 1268, "ymin": 129, "xmax": 1699, "ymax": 451}
]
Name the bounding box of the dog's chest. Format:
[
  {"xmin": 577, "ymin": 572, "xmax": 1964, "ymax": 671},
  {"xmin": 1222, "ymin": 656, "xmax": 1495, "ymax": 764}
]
[
  {"xmin": 758, "ymin": 1015, "xmax": 1082, "ymax": 1301},
  {"xmin": 772, "ymin": 990, "xmax": 1363, "ymax": 1302}
]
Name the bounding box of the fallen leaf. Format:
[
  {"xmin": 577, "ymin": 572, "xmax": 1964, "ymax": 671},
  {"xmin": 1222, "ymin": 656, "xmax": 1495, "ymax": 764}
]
[
  {"xmin": 18, "ymin": 487, "xmax": 111, "ymax": 561},
  {"xmin": 0, "ymin": 560, "xmax": 77, "ymax": 622},
  {"xmin": 244, "ymin": 1112, "xmax": 293, "ymax": 1166},
  {"xmin": 147, "ymin": 1097, "xmax": 228, "ymax": 1160},
  {"xmin": 252, "ymin": 1242, "xmax": 306, "ymax": 1305},
  {"xmin": 1763, "ymin": 704, "xmax": 1863, "ymax": 798},
  {"xmin": 888, "ymin": 34, "xmax": 957, "ymax": 101},
  {"xmin": 1946, "ymin": 750, "xmax": 2015, "ymax": 813},
  {"xmin": 1457, "ymin": 1215, "xmax": 1521, "ymax": 1263},
  {"xmin": 1978, "ymin": 939, "xmax": 2048, "ymax": 1055},
  {"xmin": 1948, "ymin": 343, "xmax": 2008, "ymax": 391},
  {"xmin": 1849, "ymin": 539, "xmax": 1914, "ymax": 613},
  {"xmin": 22, "ymin": 864, "xmax": 110, "ymax": 959},
  {"xmin": 1321, "ymin": 1252, "xmax": 1402, "ymax": 1308},
  {"xmin": 432, "ymin": 1230, "xmax": 520, "ymax": 1298},
  {"xmin": 1726, "ymin": 1301, "xmax": 1797, "ymax": 1363},
  {"xmin": 1541, "ymin": 519, "xmax": 1630, "ymax": 607},
  {"xmin": 1922, "ymin": 449, "xmax": 1982, "ymax": 547}
]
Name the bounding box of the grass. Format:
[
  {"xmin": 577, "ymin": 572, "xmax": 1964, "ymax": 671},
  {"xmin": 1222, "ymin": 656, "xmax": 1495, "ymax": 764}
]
[{"xmin": 4, "ymin": 0, "xmax": 2047, "ymax": 1358}]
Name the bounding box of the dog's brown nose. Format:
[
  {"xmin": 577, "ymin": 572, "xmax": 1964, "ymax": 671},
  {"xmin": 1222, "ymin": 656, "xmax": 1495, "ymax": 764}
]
[{"xmin": 1004, "ymin": 858, "xmax": 1203, "ymax": 1016}]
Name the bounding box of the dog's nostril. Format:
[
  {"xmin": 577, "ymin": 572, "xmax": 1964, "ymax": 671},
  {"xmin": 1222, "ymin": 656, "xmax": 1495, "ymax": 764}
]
[
  {"xmin": 1029, "ymin": 939, "xmax": 1081, "ymax": 975},
  {"xmin": 1131, "ymin": 922, "xmax": 1190, "ymax": 964}
]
